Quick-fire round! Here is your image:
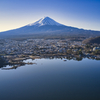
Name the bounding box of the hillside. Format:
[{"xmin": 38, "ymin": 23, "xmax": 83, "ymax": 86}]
[
  {"xmin": 83, "ymin": 36, "xmax": 100, "ymax": 44},
  {"xmin": 0, "ymin": 17, "xmax": 100, "ymax": 39}
]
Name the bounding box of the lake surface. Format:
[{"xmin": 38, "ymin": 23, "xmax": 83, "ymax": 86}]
[{"xmin": 0, "ymin": 58, "xmax": 100, "ymax": 100}]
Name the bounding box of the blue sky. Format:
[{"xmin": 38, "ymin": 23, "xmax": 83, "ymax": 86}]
[{"xmin": 0, "ymin": 0, "xmax": 100, "ymax": 32}]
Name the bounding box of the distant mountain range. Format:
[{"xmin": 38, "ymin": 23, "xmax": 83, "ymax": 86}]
[{"xmin": 0, "ymin": 17, "xmax": 100, "ymax": 38}]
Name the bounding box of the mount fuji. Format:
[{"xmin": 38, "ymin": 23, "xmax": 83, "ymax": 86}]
[
  {"xmin": 0, "ymin": 16, "xmax": 100, "ymax": 38},
  {"xmin": 28, "ymin": 16, "xmax": 63, "ymax": 26}
]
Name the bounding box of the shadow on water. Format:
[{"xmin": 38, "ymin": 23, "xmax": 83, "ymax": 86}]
[{"xmin": 0, "ymin": 57, "xmax": 8, "ymax": 68}]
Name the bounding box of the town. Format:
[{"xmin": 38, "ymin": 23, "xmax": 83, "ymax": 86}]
[{"xmin": 0, "ymin": 38, "xmax": 100, "ymax": 66}]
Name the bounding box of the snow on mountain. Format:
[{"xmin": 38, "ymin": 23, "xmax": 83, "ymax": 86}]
[
  {"xmin": 28, "ymin": 16, "xmax": 63, "ymax": 26},
  {"xmin": 1, "ymin": 16, "xmax": 100, "ymax": 38}
]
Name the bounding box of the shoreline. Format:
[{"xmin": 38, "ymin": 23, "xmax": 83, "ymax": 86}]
[
  {"xmin": 0, "ymin": 54, "xmax": 100, "ymax": 70},
  {"xmin": 3, "ymin": 53, "xmax": 100, "ymax": 64}
]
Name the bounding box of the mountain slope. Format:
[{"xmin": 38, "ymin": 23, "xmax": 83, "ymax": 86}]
[
  {"xmin": 28, "ymin": 16, "xmax": 63, "ymax": 26},
  {"xmin": 0, "ymin": 16, "xmax": 100, "ymax": 38},
  {"xmin": 83, "ymin": 36, "xmax": 100, "ymax": 44}
]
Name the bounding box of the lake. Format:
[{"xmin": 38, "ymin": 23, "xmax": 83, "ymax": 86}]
[{"xmin": 0, "ymin": 58, "xmax": 100, "ymax": 100}]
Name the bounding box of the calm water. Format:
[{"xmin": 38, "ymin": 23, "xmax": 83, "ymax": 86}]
[{"xmin": 0, "ymin": 58, "xmax": 100, "ymax": 100}]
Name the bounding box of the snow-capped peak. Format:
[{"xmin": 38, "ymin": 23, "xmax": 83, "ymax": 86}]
[{"xmin": 28, "ymin": 16, "xmax": 62, "ymax": 26}]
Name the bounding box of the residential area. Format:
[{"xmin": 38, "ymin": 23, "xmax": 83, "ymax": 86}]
[{"xmin": 0, "ymin": 38, "xmax": 100, "ymax": 64}]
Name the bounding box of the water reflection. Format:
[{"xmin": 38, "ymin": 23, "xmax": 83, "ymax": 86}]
[
  {"xmin": 0, "ymin": 58, "xmax": 100, "ymax": 100},
  {"xmin": 0, "ymin": 56, "xmax": 99, "ymax": 70}
]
